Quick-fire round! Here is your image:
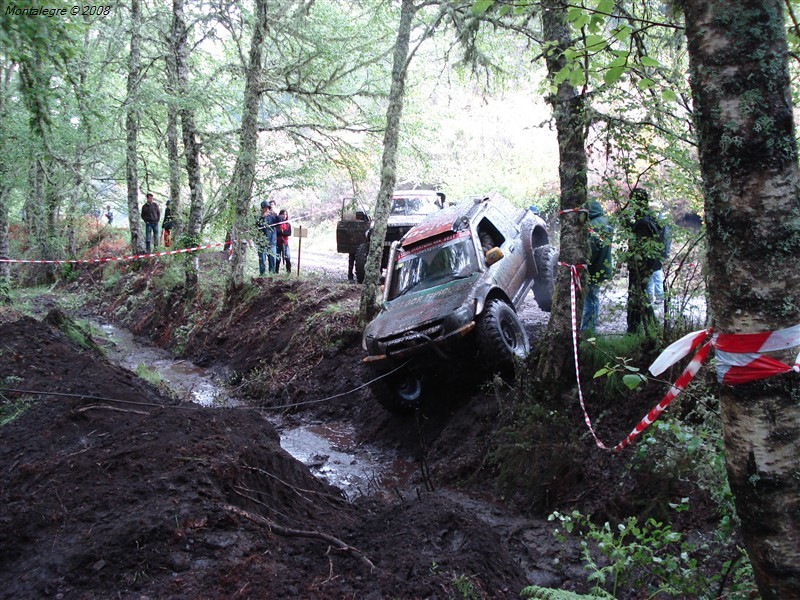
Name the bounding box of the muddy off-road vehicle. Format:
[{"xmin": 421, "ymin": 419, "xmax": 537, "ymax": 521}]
[
  {"xmin": 362, "ymin": 194, "xmax": 557, "ymax": 412},
  {"xmin": 352, "ymin": 189, "xmax": 445, "ymax": 283}
]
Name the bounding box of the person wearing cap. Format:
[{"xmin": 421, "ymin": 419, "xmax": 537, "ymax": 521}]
[
  {"xmin": 161, "ymin": 201, "xmax": 175, "ymax": 248},
  {"xmin": 141, "ymin": 193, "xmax": 160, "ymax": 253}
]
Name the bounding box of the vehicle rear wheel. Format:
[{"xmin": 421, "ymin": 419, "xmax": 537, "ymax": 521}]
[
  {"xmin": 532, "ymin": 245, "xmax": 558, "ymax": 312},
  {"xmin": 477, "ymin": 299, "xmax": 529, "ymax": 368},
  {"xmin": 370, "ymin": 370, "xmax": 424, "ymax": 414},
  {"xmin": 354, "ymin": 242, "xmax": 369, "ymax": 284}
]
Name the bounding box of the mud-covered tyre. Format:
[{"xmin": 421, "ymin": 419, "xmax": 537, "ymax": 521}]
[
  {"xmin": 370, "ymin": 370, "xmax": 423, "ymax": 414},
  {"xmin": 477, "ymin": 299, "xmax": 529, "ymax": 368},
  {"xmin": 532, "ymin": 245, "xmax": 558, "ymax": 312},
  {"xmin": 354, "ymin": 242, "xmax": 368, "ymax": 284}
]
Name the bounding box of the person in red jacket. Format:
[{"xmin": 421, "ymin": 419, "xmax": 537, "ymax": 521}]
[{"xmin": 276, "ymin": 209, "xmax": 292, "ymax": 274}]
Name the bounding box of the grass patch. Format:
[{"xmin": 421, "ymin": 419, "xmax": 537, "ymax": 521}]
[{"xmin": 135, "ymin": 363, "xmax": 165, "ymax": 387}]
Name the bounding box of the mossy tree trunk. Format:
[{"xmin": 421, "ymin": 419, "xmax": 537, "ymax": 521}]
[
  {"xmin": 533, "ymin": 0, "xmax": 589, "ymax": 386},
  {"xmin": 125, "ymin": 0, "xmax": 144, "ymax": 254},
  {"xmin": 228, "ymin": 0, "xmax": 268, "ymax": 291},
  {"xmin": 358, "ymin": 0, "xmax": 415, "ymax": 324},
  {"xmin": 680, "ymin": 1, "xmax": 800, "ymax": 596},
  {"xmin": 171, "ymin": 0, "xmax": 204, "ymax": 288}
]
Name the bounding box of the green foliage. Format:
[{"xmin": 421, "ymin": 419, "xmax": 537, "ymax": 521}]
[
  {"xmin": 134, "ymin": 363, "xmax": 164, "ymax": 387},
  {"xmin": 580, "ymin": 330, "xmax": 654, "ymax": 397},
  {"xmin": 521, "ymin": 586, "xmax": 610, "ymax": 599},
  {"xmin": 0, "ymin": 396, "xmax": 33, "ymax": 426},
  {"xmin": 547, "ymin": 509, "xmax": 753, "ymax": 599},
  {"xmin": 451, "ymin": 573, "xmax": 480, "ymax": 599},
  {"xmin": 0, "ymin": 376, "xmax": 30, "ymax": 426},
  {"xmin": 631, "ymin": 396, "xmax": 735, "ymax": 521}
]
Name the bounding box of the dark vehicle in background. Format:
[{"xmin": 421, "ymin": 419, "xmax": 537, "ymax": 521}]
[
  {"xmin": 362, "ymin": 194, "xmax": 557, "ymax": 412},
  {"xmin": 353, "ymin": 190, "xmax": 444, "ymax": 283},
  {"xmin": 335, "ymin": 196, "xmax": 371, "ymax": 257}
]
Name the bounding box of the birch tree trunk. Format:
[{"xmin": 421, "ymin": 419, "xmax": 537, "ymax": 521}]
[
  {"xmin": 680, "ymin": 1, "xmax": 800, "ymax": 596},
  {"xmin": 172, "ymin": 0, "xmax": 204, "ymax": 288},
  {"xmin": 358, "ymin": 0, "xmax": 415, "ymax": 324},
  {"xmin": 165, "ymin": 49, "xmax": 182, "ymax": 241},
  {"xmin": 228, "ymin": 0, "xmax": 268, "ymax": 290},
  {"xmin": 125, "ymin": 0, "xmax": 143, "ymax": 253},
  {"xmin": 534, "ymin": 0, "xmax": 589, "ymax": 384},
  {"xmin": 0, "ymin": 66, "xmax": 11, "ymax": 303}
]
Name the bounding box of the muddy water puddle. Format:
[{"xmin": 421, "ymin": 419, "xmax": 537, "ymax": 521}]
[{"xmin": 96, "ymin": 322, "xmax": 415, "ymax": 499}]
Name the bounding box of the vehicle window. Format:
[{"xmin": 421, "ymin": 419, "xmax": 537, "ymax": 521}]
[
  {"xmin": 390, "ymin": 195, "xmax": 441, "ymax": 216},
  {"xmin": 388, "ymin": 233, "xmax": 477, "ymax": 299}
]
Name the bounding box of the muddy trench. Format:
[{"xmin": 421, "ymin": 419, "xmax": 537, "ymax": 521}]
[{"xmin": 97, "ymin": 321, "xmax": 415, "ymax": 501}]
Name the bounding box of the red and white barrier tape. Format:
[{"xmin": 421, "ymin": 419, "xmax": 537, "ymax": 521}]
[
  {"xmin": 560, "ymin": 259, "xmax": 799, "ymax": 452},
  {"xmin": 0, "ymin": 241, "xmax": 239, "ymax": 265},
  {"xmin": 616, "ymin": 324, "xmax": 800, "ymax": 451},
  {"xmin": 559, "ymin": 262, "xmax": 610, "ymax": 448},
  {"xmin": 559, "ymin": 207, "xmax": 589, "ymax": 216}
]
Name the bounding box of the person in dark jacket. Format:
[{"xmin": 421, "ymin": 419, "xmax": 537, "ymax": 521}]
[
  {"xmin": 625, "ymin": 188, "xmax": 662, "ymax": 332},
  {"xmin": 276, "ymin": 209, "xmax": 292, "ymax": 274},
  {"xmin": 161, "ymin": 201, "xmax": 175, "ymax": 248},
  {"xmin": 255, "ymin": 201, "xmax": 271, "ymax": 276},
  {"xmin": 581, "ymin": 200, "xmax": 614, "ymax": 332},
  {"xmin": 141, "ymin": 193, "xmax": 160, "ymax": 253}
]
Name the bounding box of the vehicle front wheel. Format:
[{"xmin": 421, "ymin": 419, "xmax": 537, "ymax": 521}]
[
  {"xmin": 477, "ymin": 299, "xmax": 530, "ymax": 369},
  {"xmin": 370, "ymin": 370, "xmax": 424, "ymax": 414}
]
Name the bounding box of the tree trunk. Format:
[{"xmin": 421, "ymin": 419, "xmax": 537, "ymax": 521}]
[
  {"xmin": 0, "ymin": 66, "xmax": 11, "ymax": 302},
  {"xmin": 172, "ymin": 0, "xmax": 204, "ymax": 288},
  {"xmin": 680, "ymin": 1, "xmax": 800, "ymax": 596},
  {"xmin": 125, "ymin": 0, "xmax": 143, "ymax": 254},
  {"xmin": 358, "ymin": 0, "xmax": 415, "ymax": 324},
  {"xmin": 165, "ymin": 52, "xmax": 182, "ymax": 241},
  {"xmin": 228, "ymin": 0, "xmax": 268, "ymax": 291},
  {"xmin": 534, "ymin": 0, "xmax": 589, "ymax": 385},
  {"xmin": 0, "ymin": 183, "xmax": 9, "ymax": 303}
]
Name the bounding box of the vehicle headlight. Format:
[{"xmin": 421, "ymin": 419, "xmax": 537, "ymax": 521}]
[
  {"xmin": 363, "ymin": 333, "xmax": 374, "ymax": 352},
  {"xmin": 445, "ymin": 305, "xmax": 474, "ymax": 331}
]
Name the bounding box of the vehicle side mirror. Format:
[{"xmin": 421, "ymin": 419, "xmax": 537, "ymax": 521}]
[{"xmin": 485, "ymin": 247, "xmax": 503, "ymax": 266}]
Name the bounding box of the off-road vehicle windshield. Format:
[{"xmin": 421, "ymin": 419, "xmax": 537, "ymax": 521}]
[
  {"xmin": 391, "ymin": 195, "xmax": 442, "ymax": 217},
  {"xmin": 387, "ymin": 232, "xmax": 478, "ymax": 300}
]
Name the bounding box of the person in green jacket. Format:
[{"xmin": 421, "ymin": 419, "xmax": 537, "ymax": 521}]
[{"xmin": 581, "ymin": 200, "xmax": 615, "ymax": 332}]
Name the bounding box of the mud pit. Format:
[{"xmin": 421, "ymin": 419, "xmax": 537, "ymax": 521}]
[{"xmin": 0, "ymin": 272, "xmax": 591, "ymax": 599}]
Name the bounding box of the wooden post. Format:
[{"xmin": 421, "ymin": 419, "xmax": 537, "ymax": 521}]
[{"xmin": 294, "ymin": 225, "xmax": 308, "ymax": 276}]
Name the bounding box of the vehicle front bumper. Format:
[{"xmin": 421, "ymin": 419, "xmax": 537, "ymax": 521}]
[{"xmin": 363, "ymin": 321, "xmax": 476, "ymax": 367}]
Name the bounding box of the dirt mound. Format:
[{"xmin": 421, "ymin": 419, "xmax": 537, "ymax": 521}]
[{"xmin": 0, "ymin": 308, "xmax": 536, "ymax": 599}]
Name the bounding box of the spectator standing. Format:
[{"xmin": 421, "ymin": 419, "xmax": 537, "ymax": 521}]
[
  {"xmin": 105, "ymin": 205, "xmax": 114, "ymax": 225},
  {"xmin": 162, "ymin": 201, "xmax": 175, "ymax": 248},
  {"xmin": 276, "ymin": 209, "xmax": 292, "ymax": 274},
  {"xmin": 266, "ymin": 201, "xmax": 279, "ymax": 273},
  {"xmin": 646, "ymin": 211, "xmax": 671, "ymax": 310},
  {"xmin": 255, "ymin": 201, "xmax": 271, "ymax": 276},
  {"xmin": 141, "ymin": 193, "xmax": 160, "ymax": 253},
  {"xmin": 625, "ymin": 188, "xmax": 662, "ymax": 333},
  {"xmin": 581, "ymin": 200, "xmax": 614, "ymax": 332}
]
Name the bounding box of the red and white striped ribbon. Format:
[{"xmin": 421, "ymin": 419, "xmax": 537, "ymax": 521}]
[
  {"xmin": 714, "ymin": 323, "xmax": 800, "ymax": 384},
  {"xmin": 0, "ymin": 240, "xmax": 262, "ymax": 265},
  {"xmin": 614, "ymin": 335, "xmax": 713, "ymax": 451},
  {"xmin": 559, "ymin": 262, "xmax": 610, "ymax": 449},
  {"xmin": 566, "ymin": 294, "xmax": 800, "ymax": 451},
  {"xmin": 616, "ymin": 324, "xmax": 800, "ymax": 451},
  {"xmin": 559, "ymin": 207, "xmax": 589, "ymax": 217}
]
